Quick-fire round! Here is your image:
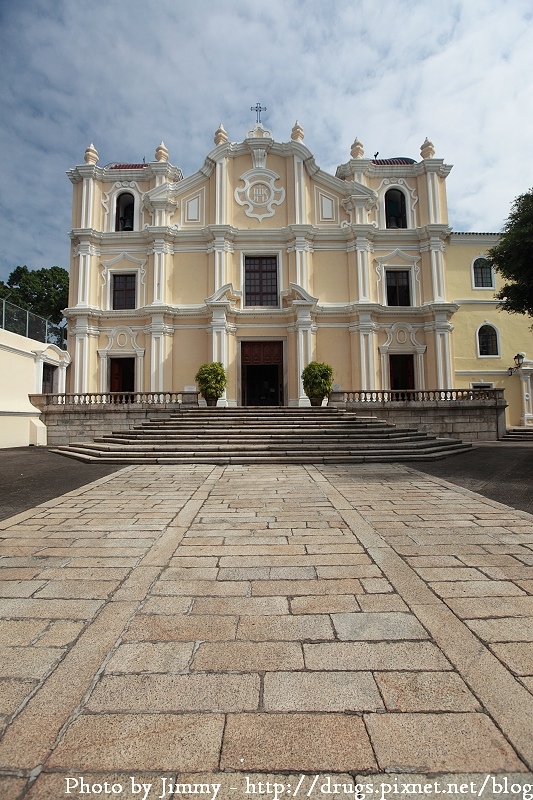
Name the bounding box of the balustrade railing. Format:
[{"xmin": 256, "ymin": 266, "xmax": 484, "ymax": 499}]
[
  {"xmin": 331, "ymin": 388, "xmax": 505, "ymax": 403},
  {"xmin": 36, "ymin": 391, "xmax": 199, "ymax": 406}
]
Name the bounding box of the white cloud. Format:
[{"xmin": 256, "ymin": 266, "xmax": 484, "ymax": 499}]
[{"xmin": 1, "ymin": 0, "xmax": 532, "ymax": 281}]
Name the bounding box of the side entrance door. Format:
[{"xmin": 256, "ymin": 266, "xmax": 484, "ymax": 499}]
[
  {"xmin": 389, "ymin": 354, "xmax": 415, "ymax": 390},
  {"xmin": 241, "ymin": 341, "xmax": 283, "ymax": 406},
  {"xmin": 110, "ymin": 357, "xmax": 135, "ymax": 393}
]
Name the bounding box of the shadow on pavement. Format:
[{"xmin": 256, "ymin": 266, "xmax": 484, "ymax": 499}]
[
  {"xmin": 0, "ymin": 447, "xmax": 122, "ymax": 521},
  {"xmin": 0, "ymin": 443, "xmax": 532, "ymax": 522}
]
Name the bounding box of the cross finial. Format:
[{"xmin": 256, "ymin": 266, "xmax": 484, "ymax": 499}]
[{"xmin": 251, "ymin": 103, "xmax": 266, "ymax": 124}]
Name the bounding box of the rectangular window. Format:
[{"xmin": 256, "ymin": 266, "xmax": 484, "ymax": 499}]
[
  {"xmin": 386, "ymin": 270, "xmax": 411, "ymax": 306},
  {"xmin": 112, "ymin": 274, "xmax": 136, "ymax": 310},
  {"xmin": 245, "ymin": 256, "xmax": 278, "ymax": 307}
]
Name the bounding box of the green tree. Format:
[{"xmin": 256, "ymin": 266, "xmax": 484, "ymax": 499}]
[
  {"xmin": 487, "ymin": 189, "xmax": 533, "ymax": 318},
  {"xmin": 0, "ymin": 266, "xmax": 69, "ymax": 324}
]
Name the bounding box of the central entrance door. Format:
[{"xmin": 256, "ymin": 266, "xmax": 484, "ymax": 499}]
[{"xmin": 241, "ymin": 341, "xmax": 283, "ymax": 406}]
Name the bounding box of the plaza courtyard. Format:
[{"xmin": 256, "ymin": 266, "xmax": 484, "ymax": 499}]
[{"xmin": 0, "ymin": 450, "xmax": 532, "ymax": 798}]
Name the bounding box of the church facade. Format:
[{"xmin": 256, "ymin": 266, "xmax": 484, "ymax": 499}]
[{"xmin": 64, "ymin": 122, "xmax": 533, "ymax": 426}]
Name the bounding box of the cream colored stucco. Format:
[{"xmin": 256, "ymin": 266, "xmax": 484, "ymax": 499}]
[
  {"xmin": 63, "ymin": 124, "xmax": 533, "ymax": 424},
  {"xmin": 0, "ymin": 329, "xmax": 71, "ymax": 447}
]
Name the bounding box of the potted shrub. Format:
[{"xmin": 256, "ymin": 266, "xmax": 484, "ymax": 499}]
[
  {"xmin": 302, "ymin": 361, "xmax": 333, "ymax": 406},
  {"xmin": 195, "ymin": 362, "xmax": 227, "ymax": 406}
]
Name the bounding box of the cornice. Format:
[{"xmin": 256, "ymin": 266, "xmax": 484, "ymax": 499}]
[
  {"xmin": 335, "ymin": 159, "xmax": 452, "ymax": 181},
  {"xmin": 449, "ymin": 232, "xmax": 499, "ymax": 245}
]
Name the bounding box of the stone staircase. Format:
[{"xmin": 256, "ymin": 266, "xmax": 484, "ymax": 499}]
[
  {"xmin": 501, "ymin": 427, "xmax": 533, "ymax": 441},
  {"xmin": 52, "ymin": 407, "xmax": 472, "ymax": 464}
]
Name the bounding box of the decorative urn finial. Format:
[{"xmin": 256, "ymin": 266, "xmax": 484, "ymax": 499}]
[
  {"xmin": 214, "ymin": 123, "xmax": 228, "ymax": 145},
  {"xmin": 420, "ymin": 138, "xmax": 435, "ymax": 159},
  {"xmin": 350, "ymin": 138, "xmax": 364, "ymax": 159},
  {"xmin": 291, "ymin": 121, "xmax": 304, "ymax": 142},
  {"xmin": 84, "ymin": 143, "xmax": 99, "ymax": 165},
  {"xmin": 155, "ymin": 141, "xmax": 169, "ymax": 162}
]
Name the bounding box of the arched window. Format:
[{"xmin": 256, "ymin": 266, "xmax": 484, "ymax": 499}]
[
  {"xmin": 385, "ymin": 189, "xmax": 407, "ymax": 229},
  {"xmin": 478, "ymin": 324, "xmax": 499, "ymax": 356},
  {"xmin": 473, "ymin": 257, "xmax": 494, "ymax": 288},
  {"xmin": 115, "ymin": 192, "xmax": 135, "ymax": 231}
]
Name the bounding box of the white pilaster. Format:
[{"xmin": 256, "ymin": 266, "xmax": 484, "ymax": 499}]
[
  {"xmin": 520, "ymin": 369, "xmax": 533, "ymax": 426},
  {"xmin": 356, "ymin": 238, "xmax": 372, "ymax": 301},
  {"xmin": 294, "ymin": 157, "xmax": 305, "ymax": 224}
]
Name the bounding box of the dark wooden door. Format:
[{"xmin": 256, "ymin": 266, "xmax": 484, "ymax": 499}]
[
  {"xmin": 389, "ymin": 354, "xmax": 415, "ymax": 390},
  {"xmin": 241, "ymin": 342, "xmax": 283, "ymax": 406},
  {"xmin": 110, "ymin": 358, "xmax": 135, "ymax": 392}
]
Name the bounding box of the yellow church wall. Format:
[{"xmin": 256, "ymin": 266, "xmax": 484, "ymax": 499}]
[
  {"xmin": 311, "ymin": 251, "xmax": 349, "ymax": 303},
  {"xmin": 315, "ymin": 327, "xmax": 352, "ymax": 389},
  {"xmin": 171, "ymin": 252, "xmax": 209, "ymax": 304},
  {"xmin": 172, "ymin": 328, "xmax": 207, "ymax": 390}
]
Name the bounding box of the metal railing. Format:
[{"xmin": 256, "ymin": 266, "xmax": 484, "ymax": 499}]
[
  {"xmin": 332, "ymin": 388, "xmax": 505, "ymax": 403},
  {"xmin": 37, "ymin": 391, "xmax": 199, "ymax": 406},
  {"xmin": 1, "ymin": 299, "xmax": 67, "ymax": 348}
]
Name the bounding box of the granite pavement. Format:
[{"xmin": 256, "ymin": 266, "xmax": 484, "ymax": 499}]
[{"xmin": 0, "ymin": 461, "xmax": 532, "ymax": 799}]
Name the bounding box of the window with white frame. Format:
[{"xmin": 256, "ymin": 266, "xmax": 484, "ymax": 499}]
[
  {"xmin": 385, "ymin": 188, "xmax": 407, "ymax": 229},
  {"xmin": 386, "ymin": 269, "xmax": 411, "ymax": 306},
  {"xmin": 115, "ymin": 192, "xmax": 135, "ymax": 232},
  {"xmin": 112, "ymin": 273, "xmax": 136, "ymax": 310},
  {"xmin": 477, "ymin": 324, "xmax": 499, "ymax": 356},
  {"xmin": 473, "ymin": 257, "xmax": 494, "ymax": 289}
]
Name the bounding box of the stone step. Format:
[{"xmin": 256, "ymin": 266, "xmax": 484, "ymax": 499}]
[
  {"xmin": 54, "ymin": 406, "xmax": 471, "ymax": 464},
  {"xmin": 53, "ymin": 442, "xmax": 471, "ymax": 464}
]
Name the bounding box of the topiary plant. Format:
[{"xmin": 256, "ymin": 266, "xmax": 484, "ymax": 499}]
[
  {"xmin": 301, "ymin": 361, "xmax": 333, "ymax": 405},
  {"xmin": 194, "ymin": 362, "xmax": 227, "ymax": 403}
]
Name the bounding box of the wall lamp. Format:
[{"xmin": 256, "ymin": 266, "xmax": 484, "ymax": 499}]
[{"xmin": 508, "ymin": 352, "xmax": 525, "ymax": 376}]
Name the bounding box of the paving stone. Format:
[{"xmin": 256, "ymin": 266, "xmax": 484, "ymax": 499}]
[
  {"xmin": 36, "ymin": 621, "xmax": 84, "ymax": 647},
  {"xmin": 33, "ymin": 579, "xmax": 119, "ymax": 599},
  {"xmin": 304, "ymin": 641, "xmax": 451, "ymax": 671},
  {"xmin": 88, "ymin": 673, "xmax": 259, "ymax": 711},
  {"xmin": 124, "ymin": 614, "xmax": 238, "ymax": 642},
  {"xmin": 0, "ymin": 646, "xmax": 63, "ymax": 679},
  {"xmin": 429, "ymin": 580, "xmax": 526, "ymax": 597},
  {"xmin": 332, "ymin": 612, "xmax": 429, "ymax": 641},
  {"xmin": 151, "ymin": 579, "xmax": 248, "ymax": 596},
  {"xmin": 191, "ymin": 596, "xmax": 289, "ymax": 615},
  {"xmin": 358, "ymin": 594, "xmax": 408, "ymax": 612},
  {"xmin": 365, "ymin": 712, "xmax": 525, "ymax": 772},
  {"xmin": 104, "ymin": 642, "xmax": 195, "ymax": 673},
  {"xmin": 489, "ymin": 642, "xmax": 533, "ymax": 675},
  {"xmin": 47, "ymin": 713, "xmax": 225, "ymax": 771},
  {"xmin": 374, "ymin": 671, "xmax": 481, "ymax": 711},
  {"xmin": 140, "ymin": 596, "xmax": 192, "ymax": 615},
  {"xmin": 466, "ymin": 617, "xmax": 533, "ymax": 642},
  {"xmin": 290, "ymin": 594, "xmax": 360, "ymax": 614},
  {"xmin": 220, "ymin": 713, "xmax": 376, "ymax": 771},
  {"xmin": 263, "ymin": 671, "xmax": 383, "ymax": 711},
  {"xmin": 446, "ymin": 596, "xmax": 533, "ymax": 618},
  {"xmin": 0, "ymin": 619, "xmax": 47, "ymax": 645},
  {"xmin": 252, "ymin": 578, "xmax": 364, "ymax": 595},
  {"xmin": 192, "ymin": 641, "xmax": 304, "ymax": 671},
  {"xmin": 0, "ymin": 678, "xmax": 37, "ymax": 714},
  {"xmin": 237, "ymin": 614, "xmax": 334, "ymax": 641}
]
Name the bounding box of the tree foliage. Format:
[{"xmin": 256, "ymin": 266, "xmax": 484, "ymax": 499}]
[
  {"xmin": 0, "ymin": 266, "xmax": 69, "ymax": 324},
  {"xmin": 487, "ymin": 189, "xmax": 533, "ymax": 318}
]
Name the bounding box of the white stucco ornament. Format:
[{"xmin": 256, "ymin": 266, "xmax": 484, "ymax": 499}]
[
  {"xmin": 214, "ymin": 123, "xmax": 228, "ymax": 145},
  {"xmin": 234, "ymin": 168, "xmax": 286, "ymax": 221},
  {"xmin": 350, "ymin": 138, "xmax": 364, "ymax": 159},
  {"xmin": 420, "ymin": 138, "xmax": 435, "ymax": 159},
  {"xmin": 291, "ymin": 121, "xmax": 304, "ymax": 142},
  {"xmin": 155, "ymin": 141, "xmax": 169, "ymax": 162},
  {"xmin": 84, "ymin": 143, "xmax": 99, "ymax": 164}
]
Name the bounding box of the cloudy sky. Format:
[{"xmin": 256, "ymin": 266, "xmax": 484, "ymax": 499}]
[{"xmin": 1, "ymin": 0, "xmax": 532, "ymax": 284}]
